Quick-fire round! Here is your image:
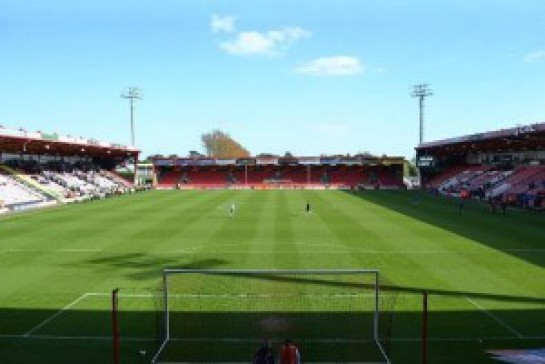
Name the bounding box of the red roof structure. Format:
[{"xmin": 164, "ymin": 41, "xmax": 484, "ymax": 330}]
[
  {"xmin": 416, "ymin": 122, "xmax": 545, "ymax": 157},
  {"xmin": 0, "ymin": 126, "xmax": 139, "ymax": 159}
]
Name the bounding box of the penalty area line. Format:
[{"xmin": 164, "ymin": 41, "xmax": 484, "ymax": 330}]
[
  {"xmin": 464, "ymin": 296, "xmax": 524, "ymax": 338},
  {"xmin": 168, "ymin": 336, "xmax": 545, "ymax": 343},
  {"xmin": 2, "ymin": 334, "xmax": 545, "ymax": 342},
  {"xmin": 0, "ymin": 334, "xmax": 153, "ymax": 342},
  {"xmin": 24, "ymin": 293, "xmax": 89, "ymax": 337},
  {"xmin": 84, "ymin": 292, "xmax": 404, "ymax": 299}
]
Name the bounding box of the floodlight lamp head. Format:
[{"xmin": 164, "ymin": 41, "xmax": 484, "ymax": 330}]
[
  {"xmin": 130, "ymin": 87, "xmax": 141, "ymax": 97},
  {"xmin": 121, "ymin": 87, "xmax": 142, "ymax": 100},
  {"xmin": 411, "ymin": 84, "xmax": 433, "ymax": 98}
]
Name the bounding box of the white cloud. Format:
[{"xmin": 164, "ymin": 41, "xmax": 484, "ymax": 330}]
[
  {"xmin": 211, "ymin": 15, "xmax": 235, "ymax": 33},
  {"xmin": 524, "ymin": 50, "xmax": 545, "ymax": 64},
  {"xmin": 296, "ymin": 56, "xmax": 364, "ymax": 76},
  {"xmin": 220, "ymin": 27, "xmax": 311, "ymax": 56},
  {"xmin": 221, "ymin": 32, "xmax": 275, "ymax": 55}
]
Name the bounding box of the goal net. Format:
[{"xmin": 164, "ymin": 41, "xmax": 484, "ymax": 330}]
[{"xmin": 151, "ymin": 269, "xmax": 395, "ymax": 363}]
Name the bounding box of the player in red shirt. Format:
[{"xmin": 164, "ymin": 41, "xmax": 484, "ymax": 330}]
[{"xmin": 459, "ymin": 189, "xmax": 470, "ymax": 214}]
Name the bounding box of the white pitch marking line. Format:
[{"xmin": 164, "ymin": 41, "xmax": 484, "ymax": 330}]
[
  {"xmin": 86, "ymin": 292, "xmax": 154, "ymax": 298},
  {"xmin": 58, "ymin": 249, "xmax": 102, "ymax": 253},
  {"xmin": 3, "ymin": 334, "xmax": 545, "ymax": 342},
  {"xmin": 4, "ymin": 249, "xmax": 102, "ymax": 253},
  {"xmin": 85, "ymin": 292, "xmax": 396, "ymax": 299},
  {"xmin": 155, "ymin": 251, "xmax": 366, "ymax": 255},
  {"xmin": 4, "ymin": 248, "xmax": 544, "ymax": 254},
  {"xmin": 358, "ymin": 249, "xmax": 545, "ymax": 254},
  {"xmin": 391, "ymin": 335, "xmax": 545, "ymax": 342},
  {"xmin": 148, "ymin": 249, "xmax": 545, "ymax": 255},
  {"xmin": 464, "ymin": 296, "xmax": 524, "ymax": 338},
  {"xmin": 0, "ymin": 334, "xmax": 152, "ymax": 341},
  {"xmin": 502, "ymin": 249, "xmax": 544, "ymax": 253},
  {"xmin": 155, "ymin": 362, "xmax": 362, "ymax": 364},
  {"xmin": 147, "ymin": 335, "xmax": 545, "ymax": 343},
  {"xmin": 24, "ymin": 293, "xmax": 89, "ymax": 337}
]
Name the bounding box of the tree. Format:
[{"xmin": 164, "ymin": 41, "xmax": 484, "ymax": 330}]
[{"xmin": 201, "ymin": 129, "xmax": 250, "ymax": 158}]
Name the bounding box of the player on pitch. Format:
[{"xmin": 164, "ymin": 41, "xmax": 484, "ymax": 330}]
[{"xmin": 229, "ymin": 202, "xmax": 236, "ymax": 217}]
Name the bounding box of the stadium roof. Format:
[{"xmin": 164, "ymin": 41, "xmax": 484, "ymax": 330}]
[
  {"xmin": 0, "ymin": 125, "xmax": 139, "ymax": 158},
  {"xmin": 416, "ymin": 122, "xmax": 545, "ymax": 156}
]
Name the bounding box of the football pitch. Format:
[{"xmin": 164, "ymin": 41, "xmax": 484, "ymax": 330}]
[{"xmin": 0, "ymin": 189, "xmax": 544, "ymax": 363}]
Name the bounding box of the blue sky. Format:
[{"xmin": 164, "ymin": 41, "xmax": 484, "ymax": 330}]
[{"xmin": 1, "ymin": 0, "xmax": 544, "ymax": 158}]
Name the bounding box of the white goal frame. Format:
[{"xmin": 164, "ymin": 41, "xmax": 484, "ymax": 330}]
[{"xmin": 151, "ymin": 269, "xmax": 391, "ymax": 364}]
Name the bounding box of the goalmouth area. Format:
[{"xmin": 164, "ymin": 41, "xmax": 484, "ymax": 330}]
[
  {"xmin": 0, "ymin": 189, "xmax": 543, "ymax": 363},
  {"xmin": 151, "ymin": 269, "xmax": 392, "ymax": 363}
]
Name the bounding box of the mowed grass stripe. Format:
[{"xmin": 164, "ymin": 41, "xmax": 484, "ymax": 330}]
[
  {"xmin": 0, "ymin": 192, "xmax": 229, "ymax": 305},
  {"xmin": 351, "ymin": 191, "xmax": 545, "ymax": 299},
  {"xmin": 0, "ymin": 189, "xmax": 544, "ymax": 364},
  {"xmin": 308, "ymin": 191, "xmax": 459, "ymax": 293},
  {"xmin": 272, "ymin": 190, "xmax": 301, "ymax": 269}
]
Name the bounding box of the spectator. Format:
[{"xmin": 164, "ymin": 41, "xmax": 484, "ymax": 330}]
[
  {"xmin": 459, "ymin": 189, "xmax": 470, "ymax": 214},
  {"xmin": 488, "ymin": 196, "xmax": 496, "ymax": 213},
  {"xmin": 279, "ymin": 339, "xmax": 300, "ymax": 364},
  {"xmin": 500, "ymin": 195, "xmax": 507, "ymax": 215},
  {"xmin": 253, "ymin": 340, "xmax": 274, "ymax": 364},
  {"xmin": 535, "ymin": 195, "xmax": 544, "ymax": 210}
]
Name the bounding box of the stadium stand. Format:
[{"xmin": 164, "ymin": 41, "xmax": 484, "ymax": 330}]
[
  {"xmin": 0, "ymin": 161, "xmax": 136, "ymax": 203},
  {"xmin": 465, "ymin": 169, "xmax": 509, "ymax": 192},
  {"xmin": 373, "ymin": 166, "xmax": 405, "ymax": 187},
  {"xmin": 429, "ymin": 164, "xmax": 545, "ymax": 199},
  {"xmin": 417, "ymin": 122, "xmax": 545, "ymax": 209},
  {"xmin": 0, "ymin": 125, "xmax": 141, "ymax": 213},
  {"xmin": 101, "ymin": 170, "xmax": 135, "ymax": 188},
  {"xmin": 500, "ymin": 165, "xmax": 545, "ymax": 196},
  {"xmin": 436, "ymin": 165, "xmax": 490, "ymax": 194},
  {"xmin": 186, "ymin": 168, "xmax": 230, "ymax": 187},
  {"xmin": 424, "ymin": 165, "xmax": 470, "ymax": 189},
  {"xmin": 0, "ymin": 172, "xmax": 51, "ymax": 209},
  {"xmin": 154, "ymin": 157, "xmax": 405, "ymax": 190}
]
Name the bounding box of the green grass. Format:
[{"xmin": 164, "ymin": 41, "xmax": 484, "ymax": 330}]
[{"xmin": 0, "ymin": 189, "xmax": 544, "ymax": 363}]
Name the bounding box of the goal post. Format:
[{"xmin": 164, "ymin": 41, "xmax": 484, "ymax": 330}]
[
  {"xmin": 152, "ymin": 269, "xmax": 394, "ymax": 363},
  {"xmin": 112, "ymin": 288, "xmax": 120, "ymax": 364}
]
